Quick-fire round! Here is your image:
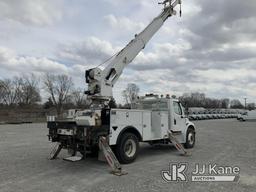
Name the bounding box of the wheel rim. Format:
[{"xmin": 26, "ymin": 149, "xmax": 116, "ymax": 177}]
[
  {"xmin": 124, "ymin": 139, "xmax": 136, "ymax": 158},
  {"xmin": 188, "ymin": 132, "xmax": 194, "ymax": 145}
]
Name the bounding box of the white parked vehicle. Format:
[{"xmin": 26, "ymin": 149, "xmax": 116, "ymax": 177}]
[
  {"xmin": 47, "ymin": 0, "xmax": 194, "ymax": 166},
  {"xmin": 237, "ymin": 113, "xmax": 242, "ymax": 120},
  {"xmin": 240, "ymin": 110, "xmax": 256, "ymax": 121}
]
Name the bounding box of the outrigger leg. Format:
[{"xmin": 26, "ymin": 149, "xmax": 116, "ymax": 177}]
[
  {"xmin": 49, "ymin": 143, "xmax": 63, "ymax": 160},
  {"xmin": 99, "ymin": 136, "xmax": 127, "ymax": 176},
  {"xmin": 168, "ymin": 131, "xmax": 191, "ymax": 156}
]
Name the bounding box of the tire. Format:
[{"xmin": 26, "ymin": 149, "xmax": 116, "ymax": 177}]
[
  {"xmin": 184, "ymin": 127, "xmax": 195, "ymax": 149},
  {"xmin": 115, "ymin": 132, "xmax": 139, "ymax": 164}
]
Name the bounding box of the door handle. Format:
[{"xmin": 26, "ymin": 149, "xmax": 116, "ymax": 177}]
[{"xmin": 174, "ymin": 119, "xmax": 176, "ymax": 125}]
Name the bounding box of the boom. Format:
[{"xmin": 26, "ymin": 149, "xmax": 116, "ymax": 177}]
[{"xmin": 85, "ymin": 0, "xmax": 182, "ymax": 101}]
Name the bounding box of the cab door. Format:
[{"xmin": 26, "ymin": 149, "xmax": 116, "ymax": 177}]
[{"xmin": 171, "ymin": 101, "xmax": 186, "ymax": 132}]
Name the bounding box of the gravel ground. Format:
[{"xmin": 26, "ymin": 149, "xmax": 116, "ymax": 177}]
[{"xmin": 0, "ymin": 119, "xmax": 255, "ymax": 192}]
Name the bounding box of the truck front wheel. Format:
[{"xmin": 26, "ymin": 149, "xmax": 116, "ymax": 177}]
[
  {"xmin": 115, "ymin": 132, "xmax": 139, "ymax": 164},
  {"xmin": 184, "ymin": 127, "xmax": 195, "ymax": 149}
]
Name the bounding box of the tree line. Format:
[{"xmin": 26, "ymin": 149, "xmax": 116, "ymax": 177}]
[
  {"xmin": 0, "ymin": 73, "xmax": 88, "ymax": 115},
  {"xmin": 0, "ymin": 74, "xmax": 255, "ymax": 116},
  {"xmin": 123, "ymin": 84, "xmax": 255, "ymax": 110},
  {"xmin": 178, "ymin": 92, "xmax": 249, "ymax": 109},
  {"xmin": 0, "ymin": 74, "xmax": 41, "ymax": 106}
]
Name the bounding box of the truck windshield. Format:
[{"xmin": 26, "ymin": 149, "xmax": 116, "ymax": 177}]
[{"xmin": 137, "ymin": 100, "xmax": 168, "ymax": 111}]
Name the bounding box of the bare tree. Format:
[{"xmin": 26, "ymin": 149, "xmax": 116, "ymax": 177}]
[
  {"xmin": 179, "ymin": 92, "xmax": 230, "ymax": 109},
  {"xmin": 220, "ymin": 98, "xmax": 230, "ymax": 109},
  {"xmin": 230, "ymin": 99, "xmax": 244, "ymax": 109},
  {"xmin": 0, "ymin": 78, "xmax": 22, "ymax": 106},
  {"xmin": 122, "ymin": 83, "xmax": 139, "ymax": 108},
  {"xmin": 44, "ymin": 73, "xmax": 74, "ymax": 115},
  {"xmin": 17, "ymin": 74, "xmax": 41, "ymax": 105},
  {"xmin": 0, "ymin": 80, "xmax": 5, "ymax": 104},
  {"xmin": 72, "ymin": 88, "xmax": 86, "ymax": 107}
]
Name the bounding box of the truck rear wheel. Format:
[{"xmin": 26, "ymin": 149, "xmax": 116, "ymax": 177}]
[
  {"xmin": 115, "ymin": 132, "xmax": 139, "ymax": 164},
  {"xmin": 184, "ymin": 127, "xmax": 195, "ymax": 149}
]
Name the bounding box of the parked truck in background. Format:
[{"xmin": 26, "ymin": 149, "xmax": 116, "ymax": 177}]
[{"xmin": 239, "ymin": 110, "xmax": 256, "ymax": 121}]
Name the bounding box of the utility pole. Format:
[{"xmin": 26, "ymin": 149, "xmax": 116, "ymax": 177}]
[{"xmin": 244, "ymin": 98, "xmax": 247, "ymax": 110}]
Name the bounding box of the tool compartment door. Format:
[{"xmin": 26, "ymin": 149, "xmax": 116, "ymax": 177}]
[
  {"xmin": 151, "ymin": 111, "xmax": 168, "ymax": 140},
  {"xmin": 151, "ymin": 111, "xmax": 161, "ymax": 139},
  {"xmin": 160, "ymin": 112, "xmax": 169, "ymax": 139},
  {"xmin": 142, "ymin": 111, "xmax": 152, "ymax": 141}
]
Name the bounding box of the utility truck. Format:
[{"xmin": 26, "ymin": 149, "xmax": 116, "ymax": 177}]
[{"xmin": 47, "ymin": 0, "xmax": 196, "ymax": 173}]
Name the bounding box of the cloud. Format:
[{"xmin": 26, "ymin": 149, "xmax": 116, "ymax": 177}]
[
  {"xmin": 0, "ymin": 47, "xmax": 68, "ymax": 76},
  {"xmin": 0, "ymin": 0, "xmax": 62, "ymax": 26},
  {"xmin": 104, "ymin": 14, "xmax": 145, "ymax": 32},
  {"xmin": 0, "ymin": 0, "xmax": 255, "ymax": 104},
  {"xmin": 56, "ymin": 36, "xmax": 121, "ymax": 67},
  {"xmin": 0, "ymin": 46, "xmax": 87, "ymax": 93},
  {"xmin": 185, "ymin": 0, "xmax": 256, "ymax": 50},
  {"xmin": 103, "ymin": 0, "xmax": 149, "ymax": 7},
  {"xmin": 113, "ymin": 67, "xmax": 256, "ymax": 103},
  {"xmin": 131, "ymin": 40, "xmax": 191, "ymax": 71}
]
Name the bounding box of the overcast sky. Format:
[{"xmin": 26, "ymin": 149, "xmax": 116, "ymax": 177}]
[{"xmin": 0, "ymin": 0, "xmax": 255, "ymax": 104}]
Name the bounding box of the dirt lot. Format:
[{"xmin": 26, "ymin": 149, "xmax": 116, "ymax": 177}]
[{"xmin": 0, "ymin": 119, "xmax": 255, "ymax": 192}]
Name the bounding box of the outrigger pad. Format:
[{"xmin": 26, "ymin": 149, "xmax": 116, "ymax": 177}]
[
  {"xmin": 111, "ymin": 170, "xmax": 128, "ymax": 176},
  {"xmin": 63, "ymin": 156, "xmax": 83, "ymax": 162},
  {"xmin": 180, "ymin": 151, "xmax": 192, "ymax": 156}
]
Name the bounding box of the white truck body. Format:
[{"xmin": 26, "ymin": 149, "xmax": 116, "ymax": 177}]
[
  {"xmin": 47, "ymin": 97, "xmax": 196, "ymax": 164},
  {"xmin": 59, "ymin": 98, "xmax": 194, "ymax": 146},
  {"xmin": 108, "ymin": 98, "xmax": 193, "ymax": 145}
]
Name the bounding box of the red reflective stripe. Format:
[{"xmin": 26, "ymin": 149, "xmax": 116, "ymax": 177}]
[
  {"xmin": 106, "ymin": 155, "xmax": 113, "ymax": 165},
  {"xmin": 176, "ymin": 144, "xmax": 181, "ymax": 150}
]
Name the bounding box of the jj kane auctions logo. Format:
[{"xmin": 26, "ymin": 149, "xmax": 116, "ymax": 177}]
[{"xmin": 161, "ymin": 163, "xmax": 240, "ymax": 182}]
